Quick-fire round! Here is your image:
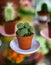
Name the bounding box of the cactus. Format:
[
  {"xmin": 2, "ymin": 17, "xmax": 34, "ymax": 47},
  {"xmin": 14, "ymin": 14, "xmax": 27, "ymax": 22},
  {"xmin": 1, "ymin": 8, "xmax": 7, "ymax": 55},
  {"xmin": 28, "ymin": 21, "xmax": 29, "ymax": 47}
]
[
  {"xmin": 16, "ymin": 22, "xmax": 34, "ymax": 36},
  {"xmin": 17, "ymin": 28, "xmax": 28, "ymax": 36},
  {"xmin": 4, "ymin": 3, "xmax": 15, "ymax": 22},
  {"xmin": 24, "ymin": 22, "xmax": 30, "ymax": 29},
  {"xmin": 41, "ymin": 3, "xmax": 48, "ymax": 13},
  {"xmin": 17, "ymin": 29, "xmax": 24, "ymax": 36},
  {"xmin": 17, "ymin": 23, "xmax": 24, "ymax": 29},
  {"xmin": 29, "ymin": 26, "xmax": 34, "ymax": 33}
]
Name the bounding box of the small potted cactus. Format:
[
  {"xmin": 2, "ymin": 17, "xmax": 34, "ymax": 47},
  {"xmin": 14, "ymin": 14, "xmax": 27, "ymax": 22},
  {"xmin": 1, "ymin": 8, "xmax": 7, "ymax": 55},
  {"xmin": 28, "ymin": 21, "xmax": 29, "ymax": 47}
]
[
  {"xmin": 16, "ymin": 22, "xmax": 34, "ymax": 50},
  {"xmin": 48, "ymin": 21, "xmax": 51, "ymax": 38},
  {"xmin": 38, "ymin": 3, "xmax": 49, "ymax": 24},
  {"xmin": 3, "ymin": 3, "xmax": 17, "ymax": 34}
]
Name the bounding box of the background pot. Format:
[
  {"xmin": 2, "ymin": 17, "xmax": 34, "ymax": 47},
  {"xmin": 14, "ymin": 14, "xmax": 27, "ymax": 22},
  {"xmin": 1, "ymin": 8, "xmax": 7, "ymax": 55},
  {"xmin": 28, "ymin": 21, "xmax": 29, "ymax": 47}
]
[
  {"xmin": 38, "ymin": 11, "xmax": 49, "ymax": 24},
  {"xmin": 3, "ymin": 20, "xmax": 16, "ymax": 34},
  {"xmin": 48, "ymin": 25, "xmax": 51, "ymax": 38},
  {"xmin": 17, "ymin": 34, "xmax": 34, "ymax": 50}
]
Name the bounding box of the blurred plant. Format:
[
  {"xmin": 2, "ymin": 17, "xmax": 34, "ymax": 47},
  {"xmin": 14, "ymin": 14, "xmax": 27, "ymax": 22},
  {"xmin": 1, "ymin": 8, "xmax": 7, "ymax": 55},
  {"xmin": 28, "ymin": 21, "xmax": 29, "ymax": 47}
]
[
  {"xmin": 4, "ymin": 3, "xmax": 15, "ymax": 22},
  {"xmin": 41, "ymin": 3, "xmax": 48, "ymax": 13}
]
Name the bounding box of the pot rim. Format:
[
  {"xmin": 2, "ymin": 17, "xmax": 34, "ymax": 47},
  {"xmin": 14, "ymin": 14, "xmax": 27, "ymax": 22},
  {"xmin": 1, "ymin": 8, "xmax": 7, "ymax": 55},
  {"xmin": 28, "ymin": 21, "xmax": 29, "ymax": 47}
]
[
  {"xmin": 3, "ymin": 16, "xmax": 20, "ymax": 23},
  {"xmin": 16, "ymin": 34, "xmax": 34, "ymax": 38},
  {"xmin": 37, "ymin": 11, "xmax": 49, "ymax": 15}
]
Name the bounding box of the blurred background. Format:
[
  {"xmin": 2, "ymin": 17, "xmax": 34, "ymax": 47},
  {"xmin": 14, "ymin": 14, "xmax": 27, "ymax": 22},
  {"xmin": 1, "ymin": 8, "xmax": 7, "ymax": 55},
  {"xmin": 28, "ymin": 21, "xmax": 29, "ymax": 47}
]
[{"xmin": 0, "ymin": 0, "xmax": 51, "ymax": 65}]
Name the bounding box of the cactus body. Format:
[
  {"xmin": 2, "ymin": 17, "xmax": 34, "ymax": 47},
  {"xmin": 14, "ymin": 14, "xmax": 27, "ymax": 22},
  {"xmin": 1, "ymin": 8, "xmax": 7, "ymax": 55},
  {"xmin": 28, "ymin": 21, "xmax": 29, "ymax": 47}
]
[
  {"xmin": 17, "ymin": 22, "xmax": 34, "ymax": 36},
  {"xmin": 41, "ymin": 3, "xmax": 48, "ymax": 13},
  {"xmin": 4, "ymin": 3, "xmax": 15, "ymax": 22}
]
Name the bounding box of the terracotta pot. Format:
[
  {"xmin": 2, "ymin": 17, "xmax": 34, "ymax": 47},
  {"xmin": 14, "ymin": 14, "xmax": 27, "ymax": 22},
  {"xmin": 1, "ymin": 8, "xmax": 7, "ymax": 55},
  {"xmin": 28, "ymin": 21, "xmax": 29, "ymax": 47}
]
[
  {"xmin": 17, "ymin": 34, "xmax": 34, "ymax": 50},
  {"xmin": 38, "ymin": 11, "xmax": 49, "ymax": 24},
  {"xmin": 48, "ymin": 25, "xmax": 51, "ymax": 38},
  {"xmin": 3, "ymin": 20, "xmax": 16, "ymax": 34}
]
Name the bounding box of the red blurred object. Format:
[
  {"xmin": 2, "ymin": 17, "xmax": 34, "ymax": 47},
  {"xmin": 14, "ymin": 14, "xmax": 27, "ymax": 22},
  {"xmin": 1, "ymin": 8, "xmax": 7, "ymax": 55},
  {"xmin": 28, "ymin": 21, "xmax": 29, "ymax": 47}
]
[
  {"xmin": 0, "ymin": 58, "xmax": 5, "ymax": 65},
  {"xmin": 31, "ymin": 52, "xmax": 44, "ymax": 62},
  {"xmin": 24, "ymin": 4, "xmax": 29, "ymax": 7}
]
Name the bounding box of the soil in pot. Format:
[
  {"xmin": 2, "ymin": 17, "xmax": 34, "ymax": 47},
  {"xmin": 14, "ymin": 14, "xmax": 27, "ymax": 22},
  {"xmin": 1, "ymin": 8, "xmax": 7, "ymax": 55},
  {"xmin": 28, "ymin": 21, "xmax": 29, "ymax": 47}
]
[{"xmin": 17, "ymin": 34, "xmax": 34, "ymax": 50}]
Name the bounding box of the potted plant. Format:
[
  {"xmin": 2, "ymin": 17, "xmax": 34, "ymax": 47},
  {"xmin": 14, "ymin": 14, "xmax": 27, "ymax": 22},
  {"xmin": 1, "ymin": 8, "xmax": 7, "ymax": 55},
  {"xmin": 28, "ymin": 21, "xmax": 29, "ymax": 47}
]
[
  {"xmin": 38, "ymin": 3, "xmax": 49, "ymax": 24},
  {"xmin": 48, "ymin": 21, "xmax": 51, "ymax": 38},
  {"xmin": 16, "ymin": 22, "xmax": 34, "ymax": 50},
  {"xmin": 0, "ymin": 0, "xmax": 19, "ymax": 25},
  {"xmin": 3, "ymin": 3, "xmax": 17, "ymax": 34}
]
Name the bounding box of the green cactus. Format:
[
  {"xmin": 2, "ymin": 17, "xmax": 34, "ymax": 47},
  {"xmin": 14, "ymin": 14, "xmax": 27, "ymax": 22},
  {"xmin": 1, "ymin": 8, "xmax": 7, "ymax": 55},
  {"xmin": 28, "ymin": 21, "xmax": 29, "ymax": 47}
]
[
  {"xmin": 41, "ymin": 3, "xmax": 48, "ymax": 13},
  {"xmin": 4, "ymin": 3, "xmax": 15, "ymax": 22},
  {"xmin": 16, "ymin": 22, "xmax": 34, "ymax": 36},
  {"xmin": 29, "ymin": 26, "xmax": 34, "ymax": 33},
  {"xmin": 24, "ymin": 22, "xmax": 30, "ymax": 29},
  {"xmin": 21, "ymin": 28, "xmax": 28, "ymax": 36},
  {"xmin": 17, "ymin": 29, "xmax": 24, "ymax": 36},
  {"xmin": 17, "ymin": 23, "xmax": 24, "ymax": 29},
  {"xmin": 17, "ymin": 28, "xmax": 28, "ymax": 36}
]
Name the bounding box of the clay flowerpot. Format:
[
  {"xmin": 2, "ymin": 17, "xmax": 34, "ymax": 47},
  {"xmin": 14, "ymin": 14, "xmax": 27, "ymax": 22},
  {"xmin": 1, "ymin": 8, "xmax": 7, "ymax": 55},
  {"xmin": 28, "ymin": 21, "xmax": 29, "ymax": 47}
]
[
  {"xmin": 3, "ymin": 20, "xmax": 16, "ymax": 34},
  {"xmin": 17, "ymin": 34, "xmax": 34, "ymax": 50},
  {"xmin": 38, "ymin": 11, "xmax": 49, "ymax": 24},
  {"xmin": 48, "ymin": 22, "xmax": 51, "ymax": 38}
]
